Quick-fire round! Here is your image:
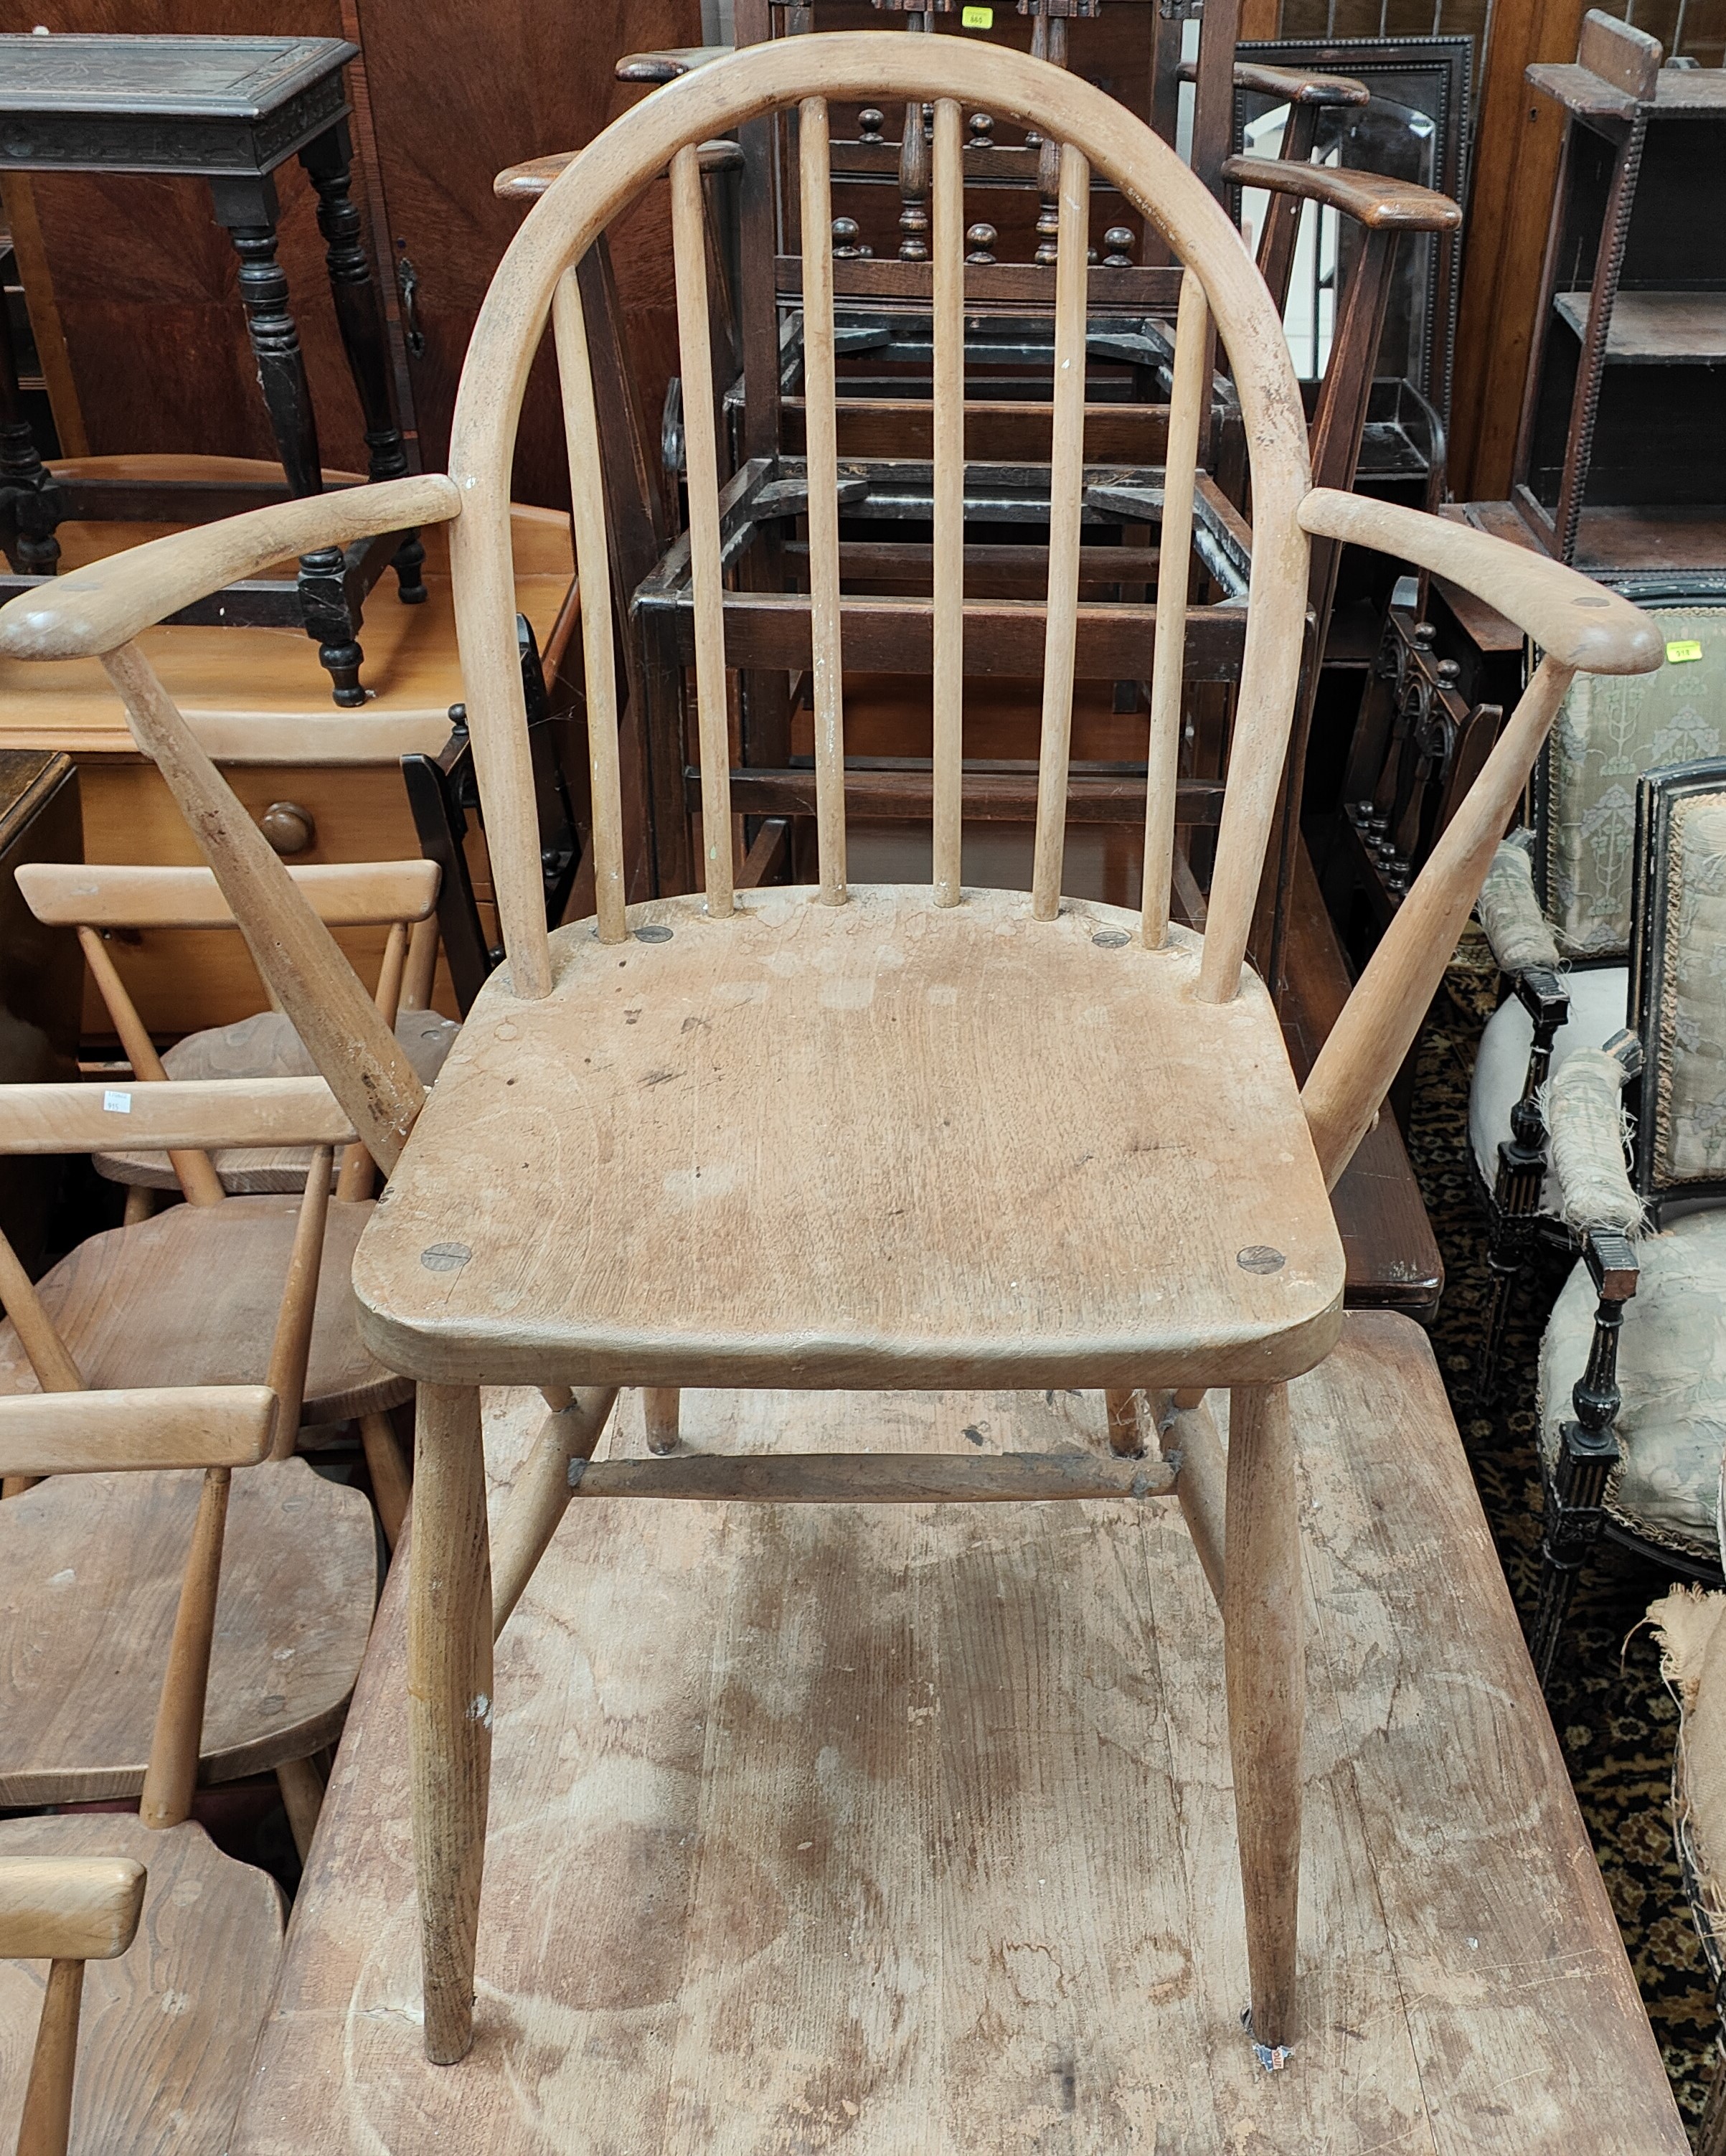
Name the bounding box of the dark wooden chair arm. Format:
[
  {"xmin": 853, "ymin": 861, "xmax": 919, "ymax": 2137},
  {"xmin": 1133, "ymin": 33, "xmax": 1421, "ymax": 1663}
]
[
  {"xmin": 1182, "ymin": 58, "xmax": 1369, "ymax": 106},
  {"xmin": 615, "ymin": 46, "xmax": 731, "ymax": 84},
  {"xmin": 495, "ymin": 138, "xmax": 743, "ymax": 202},
  {"xmin": 1223, "ymin": 156, "xmax": 1462, "ymax": 232}
]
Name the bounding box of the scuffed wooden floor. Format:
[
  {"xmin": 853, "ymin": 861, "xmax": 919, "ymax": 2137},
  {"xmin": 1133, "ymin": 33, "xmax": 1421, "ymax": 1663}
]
[{"xmin": 232, "ymin": 1314, "xmax": 1687, "ymax": 2154}]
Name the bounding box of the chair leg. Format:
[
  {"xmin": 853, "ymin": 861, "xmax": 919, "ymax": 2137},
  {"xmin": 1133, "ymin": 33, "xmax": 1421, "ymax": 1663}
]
[
  {"xmin": 1529, "ymin": 1417, "xmax": 1620, "ymax": 1692},
  {"xmin": 275, "ymin": 1752, "xmax": 326, "ymax": 1863},
  {"xmin": 359, "ymin": 1408, "xmax": 412, "ymax": 1549},
  {"xmin": 408, "ymin": 1383, "xmax": 492, "ymax": 2066},
  {"xmin": 643, "ymin": 1387, "xmax": 681, "ymax": 1456},
  {"xmin": 122, "ymin": 1184, "xmax": 157, "ymax": 1227},
  {"xmin": 1223, "ymin": 1380, "xmax": 1303, "ymax": 2056}
]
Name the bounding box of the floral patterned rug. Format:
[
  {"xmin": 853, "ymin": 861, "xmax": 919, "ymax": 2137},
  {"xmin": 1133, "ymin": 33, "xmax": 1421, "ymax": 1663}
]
[{"xmin": 1410, "ymin": 931, "xmax": 1715, "ymax": 2140}]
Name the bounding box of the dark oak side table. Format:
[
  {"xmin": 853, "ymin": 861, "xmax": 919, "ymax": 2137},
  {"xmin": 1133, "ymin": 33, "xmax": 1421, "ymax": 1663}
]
[{"xmin": 0, "ymin": 32, "xmax": 423, "ymax": 705}]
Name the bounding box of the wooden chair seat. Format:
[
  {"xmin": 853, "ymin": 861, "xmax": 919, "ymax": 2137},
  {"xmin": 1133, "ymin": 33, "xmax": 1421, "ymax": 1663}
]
[
  {"xmin": 0, "ymin": 1812, "xmax": 281, "ymax": 2154},
  {"xmin": 94, "ymin": 1007, "xmax": 461, "ymax": 1193},
  {"xmin": 352, "ymin": 885, "xmax": 1346, "ymax": 1390},
  {"xmin": 0, "ymin": 1197, "xmax": 409, "ymax": 1422},
  {"xmin": 0, "ymin": 1456, "xmax": 374, "ymax": 1804}
]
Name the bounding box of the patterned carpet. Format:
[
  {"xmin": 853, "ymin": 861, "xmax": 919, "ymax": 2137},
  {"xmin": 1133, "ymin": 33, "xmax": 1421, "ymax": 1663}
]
[{"xmin": 1410, "ymin": 930, "xmax": 1717, "ymax": 2140}]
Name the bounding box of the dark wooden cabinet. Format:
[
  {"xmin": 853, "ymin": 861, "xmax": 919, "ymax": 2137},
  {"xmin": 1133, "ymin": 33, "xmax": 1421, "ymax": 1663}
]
[{"xmin": 0, "ymin": 0, "xmax": 702, "ymax": 509}]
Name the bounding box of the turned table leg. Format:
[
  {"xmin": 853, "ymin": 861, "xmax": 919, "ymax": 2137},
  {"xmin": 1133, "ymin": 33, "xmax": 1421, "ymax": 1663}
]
[
  {"xmin": 299, "ymin": 120, "xmax": 425, "ymax": 605},
  {"xmin": 1223, "ymin": 1379, "xmax": 1304, "ymax": 2055},
  {"xmin": 408, "ymin": 1382, "xmax": 492, "ymax": 2064},
  {"xmin": 0, "ymin": 274, "xmax": 60, "ymax": 575},
  {"xmin": 212, "ymin": 172, "xmax": 366, "ymax": 707}
]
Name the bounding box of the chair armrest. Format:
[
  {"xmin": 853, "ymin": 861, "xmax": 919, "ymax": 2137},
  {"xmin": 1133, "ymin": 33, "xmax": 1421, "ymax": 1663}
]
[
  {"xmin": 1547, "ymin": 1043, "xmax": 1645, "ymax": 1237},
  {"xmin": 1476, "ymin": 837, "xmax": 1561, "ymax": 974},
  {"xmin": 616, "ymin": 45, "xmax": 730, "ymax": 83},
  {"xmin": 1179, "ymin": 59, "xmax": 1369, "ymax": 105},
  {"xmin": 1298, "ymin": 490, "xmax": 1664, "ymax": 674},
  {"xmin": 0, "ymin": 1076, "xmax": 356, "ymax": 1155},
  {"xmin": 0, "ymin": 1858, "xmax": 147, "ymax": 1963},
  {"xmin": 1221, "ymin": 156, "xmax": 1461, "ymax": 232},
  {"xmin": 496, "ymin": 138, "xmax": 741, "ymax": 202},
  {"xmin": 0, "ymin": 472, "xmax": 461, "ymax": 662},
  {"xmin": 0, "ymin": 1385, "xmax": 278, "ymax": 1479},
  {"xmin": 1229, "ymin": 62, "xmax": 1371, "ymax": 106}
]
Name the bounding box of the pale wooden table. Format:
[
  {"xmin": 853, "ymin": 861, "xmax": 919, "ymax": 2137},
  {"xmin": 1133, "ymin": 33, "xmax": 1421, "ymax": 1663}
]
[{"xmin": 232, "ymin": 1312, "xmax": 1686, "ymax": 2153}]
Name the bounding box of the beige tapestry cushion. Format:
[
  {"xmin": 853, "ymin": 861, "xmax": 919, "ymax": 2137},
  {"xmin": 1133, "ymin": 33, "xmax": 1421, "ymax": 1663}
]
[
  {"xmin": 1541, "ymin": 608, "xmax": 1726, "ymax": 959},
  {"xmin": 1539, "ymin": 1209, "xmax": 1726, "ymax": 1556}
]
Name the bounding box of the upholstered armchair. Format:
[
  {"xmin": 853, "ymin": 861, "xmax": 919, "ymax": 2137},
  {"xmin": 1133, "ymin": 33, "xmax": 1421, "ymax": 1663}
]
[
  {"xmin": 1650, "ymin": 1580, "xmax": 1726, "ymax": 2156},
  {"xmin": 1471, "ymin": 593, "xmax": 1726, "ymax": 1395},
  {"xmin": 1530, "ymin": 758, "xmax": 1726, "ymax": 1686}
]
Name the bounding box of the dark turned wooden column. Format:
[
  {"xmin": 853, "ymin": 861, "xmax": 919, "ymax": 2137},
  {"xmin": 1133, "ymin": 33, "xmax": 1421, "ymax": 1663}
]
[
  {"xmin": 0, "ymin": 273, "xmax": 60, "ymax": 575},
  {"xmin": 299, "ymin": 118, "xmax": 426, "ymax": 606},
  {"xmin": 212, "ymin": 170, "xmax": 363, "ymax": 707}
]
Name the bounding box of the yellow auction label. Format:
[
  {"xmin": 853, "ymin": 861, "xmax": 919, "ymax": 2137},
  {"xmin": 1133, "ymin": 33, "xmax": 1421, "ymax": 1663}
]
[
  {"xmin": 1668, "ymin": 639, "xmax": 1704, "ymax": 663},
  {"xmin": 961, "ymin": 5, "xmax": 994, "ymax": 23}
]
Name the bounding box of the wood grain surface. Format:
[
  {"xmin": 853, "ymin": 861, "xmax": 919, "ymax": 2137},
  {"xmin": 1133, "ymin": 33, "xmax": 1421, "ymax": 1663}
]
[
  {"xmin": 352, "ymin": 886, "xmax": 1344, "ymax": 1389},
  {"xmin": 0, "ymin": 1455, "xmax": 376, "ymax": 1804},
  {"xmin": 230, "ymin": 1315, "xmax": 1686, "ymax": 2152},
  {"xmin": 0, "ymin": 1195, "xmax": 407, "ymax": 1423},
  {"xmin": 0, "ymin": 1814, "xmax": 281, "ymax": 2156},
  {"xmin": 0, "ymin": 1449, "xmax": 374, "ymax": 1802}
]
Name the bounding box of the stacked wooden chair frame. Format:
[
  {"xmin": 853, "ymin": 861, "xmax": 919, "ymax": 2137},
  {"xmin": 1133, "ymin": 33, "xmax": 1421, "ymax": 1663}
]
[
  {"xmin": 1466, "ymin": 583, "xmax": 1726, "ymax": 1398},
  {"xmin": 0, "ymin": 1078, "xmax": 379, "ymax": 1826},
  {"xmin": 16, "ymin": 857, "xmax": 453, "ymax": 1211},
  {"xmin": 1324, "ymin": 589, "xmax": 1506, "ymax": 951},
  {"xmin": 1525, "ymin": 760, "xmax": 1726, "ymax": 1686},
  {"xmin": 0, "ymin": 34, "xmax": 1660, "ymax": 2071},
  {"xmin": 0, "ymin": 1079, "xmax": 382, "ymax": 2150},
  {"xmin": 0, "ymin": 881, "xmax": 418, "ymax": 1539}
]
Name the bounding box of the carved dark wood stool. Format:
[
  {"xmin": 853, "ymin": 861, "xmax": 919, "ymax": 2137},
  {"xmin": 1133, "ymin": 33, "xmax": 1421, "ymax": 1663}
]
[{"xmin": 0, "ymin": 32, "xmax": 423, "ymax": 706}]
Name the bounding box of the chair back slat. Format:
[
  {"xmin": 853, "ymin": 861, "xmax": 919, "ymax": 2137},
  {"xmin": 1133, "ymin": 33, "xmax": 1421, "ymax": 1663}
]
[
  {"xmin": 671, "ymin": 141, "xmax": 735, "ymax": 918},
  {"xmin": 1142, "ymin": 269, "xmax": 1208, "ymax": 948},
  {"xmin": 448, "ymin": 35, "xmax": 1312, "ymax": 1000},
  {"xmin": 798, "ymin": 98, "xmax": 847, "ymax": 907},
  {"xmin": 553, "ymin": 268, "xmax": 628, "ymax": 946},
  {"xmin": 1029, "ymin": 141, "xmax": 1091, "ymax": 924},
  {"xmin": 930, "ymin": 95, "xmax": 966, "ymax": 908}
]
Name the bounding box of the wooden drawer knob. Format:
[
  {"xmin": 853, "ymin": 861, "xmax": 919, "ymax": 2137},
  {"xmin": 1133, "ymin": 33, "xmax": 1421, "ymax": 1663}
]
[{"xmin": 259, "ymin": 801, "xmax": 316, "ymax": 855}]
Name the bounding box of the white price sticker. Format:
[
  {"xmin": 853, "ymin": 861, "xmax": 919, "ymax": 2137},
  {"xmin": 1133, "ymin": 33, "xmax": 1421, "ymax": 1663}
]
[{"xmin": 102, "ymin": 1090, "xmax": 132, "ymax": 1114}]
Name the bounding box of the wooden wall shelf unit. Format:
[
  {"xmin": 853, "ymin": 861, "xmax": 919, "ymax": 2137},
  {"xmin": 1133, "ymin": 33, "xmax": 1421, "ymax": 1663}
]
[{"xmin": 1513, "ymin": 11, "xmax": 1726, "ymax": 573}]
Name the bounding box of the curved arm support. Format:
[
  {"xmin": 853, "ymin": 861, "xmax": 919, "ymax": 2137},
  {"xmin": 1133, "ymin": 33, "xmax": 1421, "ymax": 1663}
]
[
  {"xmin": 1223, "ymin": 156, "xmax": 1461, "ymax": 232},
  {"xmin": 0, "ymin": 472, "xmax": 461, "ymax": 662},
  {"xmin": 1298, "ymin": 490, "xmax": 1664, "ymax": 673}
]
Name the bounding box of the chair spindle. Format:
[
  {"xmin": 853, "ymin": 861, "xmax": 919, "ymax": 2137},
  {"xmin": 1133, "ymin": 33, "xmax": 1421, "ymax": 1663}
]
[
  {"xmin": 798, "ymin": 98, "xmax": 847, "ymax": 907},
  {"xmin": 552, "ymin": 268, "xmax": 628, "ymax": 946},
  {"xmin": 930, "ymin": 96, "xmax": 966, "ymax": 907},
  {"xmin": 1142, "ymin": 269, "xmax": 1207, "ymax": 948},
  {"xmin": 1030, "ymin": 142, "xmax": 1090, "ymax": 923},
  {"xmin": 670, "ymin": 143, "xmax": 734, "ymax": 918}
]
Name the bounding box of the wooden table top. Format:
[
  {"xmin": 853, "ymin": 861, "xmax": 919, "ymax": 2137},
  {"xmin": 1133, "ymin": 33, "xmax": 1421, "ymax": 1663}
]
[{"xmin": 233, "ymin": 1314, "xmax": 1686, "ymax": 2153}]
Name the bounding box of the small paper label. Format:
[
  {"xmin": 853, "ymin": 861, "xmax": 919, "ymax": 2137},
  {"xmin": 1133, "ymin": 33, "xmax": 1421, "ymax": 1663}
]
[
  {"xmin": 103, "ymin": 1089, "xmax": 131, "ymax": 1113},
  {"xmin": 961, "ymin": 4, "xmax": 994, "ymax": 23},
  {"xmin": 1668, "ymin": 639, "xmax": 1704, "ymax": 663}
]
